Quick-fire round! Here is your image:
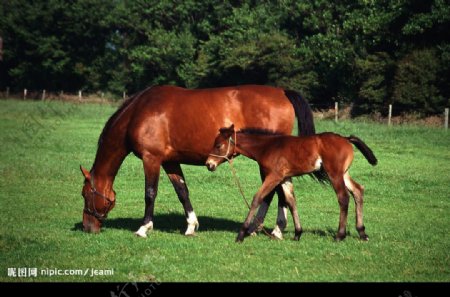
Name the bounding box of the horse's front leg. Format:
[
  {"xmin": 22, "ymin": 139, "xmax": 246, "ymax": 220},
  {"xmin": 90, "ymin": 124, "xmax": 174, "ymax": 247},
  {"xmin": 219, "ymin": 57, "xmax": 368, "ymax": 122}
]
[
  {"xmin": 163, "ymin": 162, "xmax": 199, "ymax": 236},
  {"xmin": 135, "ymin": 155, "xmax": 161, "ymax": 238},
  {"xmin": 237, "ymin": 176, "xmax": 281, "ymax": 242}
]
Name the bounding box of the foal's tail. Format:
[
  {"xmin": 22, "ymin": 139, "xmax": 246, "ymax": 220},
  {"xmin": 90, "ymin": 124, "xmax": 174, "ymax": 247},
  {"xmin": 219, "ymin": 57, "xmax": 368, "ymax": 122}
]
[{"xmin": 347, "ymin": 135, "xmax": 378, "ymax": 166}]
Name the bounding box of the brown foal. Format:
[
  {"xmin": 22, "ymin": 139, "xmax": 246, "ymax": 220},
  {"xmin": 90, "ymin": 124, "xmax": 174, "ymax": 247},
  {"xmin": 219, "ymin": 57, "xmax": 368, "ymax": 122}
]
[{"xmin": 206, "ymin": 124, "xmax": 378, "ymax": 242}]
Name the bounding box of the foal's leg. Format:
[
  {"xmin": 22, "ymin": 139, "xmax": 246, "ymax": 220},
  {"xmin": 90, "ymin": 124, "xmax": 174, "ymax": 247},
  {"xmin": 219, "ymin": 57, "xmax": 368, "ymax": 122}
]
[
  {"xmin": 248, "ymin": 168, "xmax": 276, "ymax": 234},
  {"xmin": 248, "ymin": 169, "xmax": 289, "ymax": 237},
  {"xmin": 270, "ymin": 180, "xmax": 293, "ymax": 240},
  {"xmin": 163, "ymin": 162, "xmax": 199, "ymax": 236},
  {"xmin": 135, "ymin": 155, "xmax": 161, "ymax": 238},
  {"xmin": 344, "ymin": 172, "xmax": 368, "ymax": 240},
  {"xmin": 329, "ymin": 173, "xmax": 350, "ymax": 241},
  {"xmin": 237, "ymin": 176, "xmax": 282, "ymax": 242},
  {"xmin": 280, "ymin": 179, "xmax": 303, "ymax": 241}
]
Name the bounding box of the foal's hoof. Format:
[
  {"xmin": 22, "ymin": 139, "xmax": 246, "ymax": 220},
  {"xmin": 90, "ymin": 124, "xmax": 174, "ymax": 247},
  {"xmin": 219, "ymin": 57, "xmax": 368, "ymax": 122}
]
[
  {"xmin": 271, "ymin": 226, "xmax": 283, "ymax": 240},
  {"xmin": 236, "ymin": 230, "xmax": 246, "ymax": 243},
  {"xmin": 293, "ymin": 230, "xmax": 303, "ymax": 241}
]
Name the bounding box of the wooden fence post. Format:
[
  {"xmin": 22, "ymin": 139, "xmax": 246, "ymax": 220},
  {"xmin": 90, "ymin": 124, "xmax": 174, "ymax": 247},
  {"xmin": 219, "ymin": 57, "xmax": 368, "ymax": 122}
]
[
  {"xmin": 42, "ymin": 89, "xmax": 46, "ymax": 101},
  {"xmin": 23, "ymin": 88, "xmax": 27, "ymax": 100},
  {"xmin": 335, "ymin": 102, "xmax": 338, "ymax": 123},
  {"xmin": 445, "ymin": 108, "xmax": 449, "ymax": 130},
  {"xmin": 388, "ymin": 104, "xmax": 392, "ymax": 126},
  {"xmin": 6, "ymin": 87, "xmax": 9, "ymax": 98},
  {"xmin": 123, "ymin": 91, "xmax": 126, "ymax": 100},
  {"xmin": 78, "ymin": 90, "xmax": 82, "ymax": 100}
]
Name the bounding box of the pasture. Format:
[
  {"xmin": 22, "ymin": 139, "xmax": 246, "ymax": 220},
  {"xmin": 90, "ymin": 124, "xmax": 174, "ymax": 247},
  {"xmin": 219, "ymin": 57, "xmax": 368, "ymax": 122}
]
[{"xmin": 0, "ymin": 99, "xmax": 449, "ymax": 282}]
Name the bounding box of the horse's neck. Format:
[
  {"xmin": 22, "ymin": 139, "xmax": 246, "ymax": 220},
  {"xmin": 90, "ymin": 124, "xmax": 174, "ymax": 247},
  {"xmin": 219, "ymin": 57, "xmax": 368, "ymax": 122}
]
[
  {"xmin": 235, "ymin": 134, "xmax": 272, "ymax": 160},
  {"xmin": 92, "ymin": 142, "xmax": 128, "ymax": 187},
  {"xmin": 91, "ymin": 124, "xmax": 131, "ymax": 191}
]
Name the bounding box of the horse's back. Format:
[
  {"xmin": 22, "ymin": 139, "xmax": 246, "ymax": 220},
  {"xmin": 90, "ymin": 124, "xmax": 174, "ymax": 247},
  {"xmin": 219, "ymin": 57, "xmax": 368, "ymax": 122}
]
[{"xmin": 127, "ymin": 85, "xmax": 296, "ymax": 164}]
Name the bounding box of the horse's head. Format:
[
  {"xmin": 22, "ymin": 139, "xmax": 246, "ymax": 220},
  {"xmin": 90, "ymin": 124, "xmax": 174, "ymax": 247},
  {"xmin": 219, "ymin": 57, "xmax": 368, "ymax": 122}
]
[
  {"xmin": 80, "ymin": 166, "xmax": 116, "ymax": 233},
  {"xmin": 206, "ymin": 124, "xmax": 236, "ymax": 172}
]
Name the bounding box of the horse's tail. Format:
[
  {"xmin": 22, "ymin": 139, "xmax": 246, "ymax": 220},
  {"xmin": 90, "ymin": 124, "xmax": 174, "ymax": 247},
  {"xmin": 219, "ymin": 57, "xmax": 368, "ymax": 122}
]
[
  {"xmin": 348, "ymin": 135, "xmax": 378, "ymax": 166},
  {"xmin": 284, "ymin": 90, "xmax": 329, "ymax": 183},
  {"xmin": 284, "ymin": 90, "xmax": 316, "ymax": 135}
]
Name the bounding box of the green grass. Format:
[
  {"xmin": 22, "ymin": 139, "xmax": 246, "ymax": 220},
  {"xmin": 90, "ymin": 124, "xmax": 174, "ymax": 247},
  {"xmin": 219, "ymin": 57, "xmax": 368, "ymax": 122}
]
[{"xmin": 0, "ymin": 99, "xmax": 449, "ymax": 282}]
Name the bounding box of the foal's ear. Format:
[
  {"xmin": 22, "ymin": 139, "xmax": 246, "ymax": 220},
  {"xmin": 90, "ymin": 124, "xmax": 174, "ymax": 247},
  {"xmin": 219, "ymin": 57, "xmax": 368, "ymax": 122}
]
[
  {"xmin": 219, "ymin": 123, "xmax": 235, "ymax": 135},
  {"xmin": 80, "ymin": 165, "xmax": 91, "ymax": 180}
]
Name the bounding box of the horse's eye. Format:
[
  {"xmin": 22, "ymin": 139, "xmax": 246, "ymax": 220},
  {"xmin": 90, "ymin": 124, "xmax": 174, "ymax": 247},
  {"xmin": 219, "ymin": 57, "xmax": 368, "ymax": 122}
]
[{"xmin": 215, "ymin": 144, "xmax": 221, "ymax": 149}]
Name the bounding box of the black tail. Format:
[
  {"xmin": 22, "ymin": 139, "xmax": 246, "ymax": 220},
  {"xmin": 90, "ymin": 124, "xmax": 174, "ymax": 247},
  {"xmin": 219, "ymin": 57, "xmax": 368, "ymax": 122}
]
[
  {"xmin": 284, "ymin": 90, "xmax": 316, "ymax": 135},
  {"xmin": 348, "ymin": 135, "xmax": 378, "ymax": 166},
  {"xmin": 284, "ymin": 90, "xmax": 329, "ymax": 183}
]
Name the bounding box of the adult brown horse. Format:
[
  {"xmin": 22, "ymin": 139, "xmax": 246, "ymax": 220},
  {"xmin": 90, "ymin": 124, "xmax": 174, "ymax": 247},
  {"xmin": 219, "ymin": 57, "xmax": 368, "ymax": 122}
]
[{"xmin": 80, "ymin": 85, "xmax": 318, "ymax": 237}]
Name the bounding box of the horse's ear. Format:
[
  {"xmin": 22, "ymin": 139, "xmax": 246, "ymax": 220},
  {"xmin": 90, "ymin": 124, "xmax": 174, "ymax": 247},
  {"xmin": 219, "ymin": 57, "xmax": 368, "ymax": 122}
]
[{"xmin": 80, "ymin": 165, "xmax": 91, "ymax": 180}]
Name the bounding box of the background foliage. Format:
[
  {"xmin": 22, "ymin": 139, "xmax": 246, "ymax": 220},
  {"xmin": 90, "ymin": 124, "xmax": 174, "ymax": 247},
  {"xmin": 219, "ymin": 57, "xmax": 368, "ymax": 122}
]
[{"xmin": 1, "ymin": 0, "xmax": 449, "ymax": 114}]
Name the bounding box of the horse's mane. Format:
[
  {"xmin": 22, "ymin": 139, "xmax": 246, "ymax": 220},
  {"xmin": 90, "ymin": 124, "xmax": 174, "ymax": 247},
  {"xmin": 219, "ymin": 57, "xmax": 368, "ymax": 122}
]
[
  {"xmin": 238, "ymin": 128, "xmax": 284, "ymax": 136},
  {"xmin": 98, "ymin": 87, "xmax": 152, "ymax": 147}
]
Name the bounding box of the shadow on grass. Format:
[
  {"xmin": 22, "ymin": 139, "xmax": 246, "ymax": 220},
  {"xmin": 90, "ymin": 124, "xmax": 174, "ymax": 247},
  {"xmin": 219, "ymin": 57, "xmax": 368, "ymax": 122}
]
[
  {"xmin": 72, "ymin": 213, "xmax": 242, "ymax": 234},
  {"xmin": 72, "ymin": 216, "xmax": 346, "ymax": 240}
]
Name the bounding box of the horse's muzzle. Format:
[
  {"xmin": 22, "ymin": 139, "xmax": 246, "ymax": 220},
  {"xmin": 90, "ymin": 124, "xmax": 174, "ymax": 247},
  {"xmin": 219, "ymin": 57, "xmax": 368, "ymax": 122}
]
[{"xmin": 206, "ymin": 161, "xmax": 217, "ymax": 172}]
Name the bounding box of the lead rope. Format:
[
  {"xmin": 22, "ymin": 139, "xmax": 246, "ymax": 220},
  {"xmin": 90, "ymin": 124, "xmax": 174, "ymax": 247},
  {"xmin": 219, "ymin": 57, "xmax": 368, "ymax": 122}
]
[{"xmin": 226, "ymin": 158, "xmax": 275, "ymax": 240}]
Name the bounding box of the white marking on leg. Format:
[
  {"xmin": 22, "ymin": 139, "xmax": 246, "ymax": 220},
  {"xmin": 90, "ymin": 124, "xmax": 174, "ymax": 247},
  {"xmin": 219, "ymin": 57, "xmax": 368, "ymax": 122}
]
[
  {"xmin": 135, "ymin": 221, "xmax": 153, "ymax": 238},
  {"xmin": 314, "ymin": 157, "xmax": 322, "ymax": 170},
  {"xmin": 277, "ymin": 180, "xmax": 293, "ymax": 231},
  {"xmin": 179, "ymin": 178, "xmax": 185, "ymax": 184},
  {"xmin": 271, "ymin": 225, "xmax": 283, "ymax": 240},
  {"xmin": 185, "ymin": 211, "xmax": 199, "ymax": 236}
]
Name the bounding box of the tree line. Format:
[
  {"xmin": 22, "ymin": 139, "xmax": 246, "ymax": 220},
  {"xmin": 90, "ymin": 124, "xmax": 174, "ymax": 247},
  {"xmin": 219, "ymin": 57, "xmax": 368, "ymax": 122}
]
[{"xmin": 1, "ymin": 0, "xmax": 449, "ymax": 115}]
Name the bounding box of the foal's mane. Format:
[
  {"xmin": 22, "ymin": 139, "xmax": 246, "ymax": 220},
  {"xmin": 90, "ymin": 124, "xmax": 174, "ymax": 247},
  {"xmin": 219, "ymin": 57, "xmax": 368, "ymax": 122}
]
[{"xmin": 238, "ymin": 128, "xmax": 284, "ymax": 136}]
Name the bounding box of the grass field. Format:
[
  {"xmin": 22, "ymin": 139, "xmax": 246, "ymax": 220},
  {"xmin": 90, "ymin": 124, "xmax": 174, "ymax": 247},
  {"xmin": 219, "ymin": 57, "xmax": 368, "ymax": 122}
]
[{"xmin": 0, "ymin": 99, "xmax": 449, "ymax": 282}]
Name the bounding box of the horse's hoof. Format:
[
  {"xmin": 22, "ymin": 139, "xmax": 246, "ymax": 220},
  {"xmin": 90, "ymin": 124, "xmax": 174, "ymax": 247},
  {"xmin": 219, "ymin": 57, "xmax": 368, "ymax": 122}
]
[
  {"xmin": 359, "ymin": 234, "xmax": 369, "ymax": 241},
  {"xmin": 249, "ymin": 231, "xmax": 257, "ymax": 237},
  {"xmin": 135, "ymin": 231, "xmax": 148, "ymax": 238},
  {"xmin": 184, "ymin": 221, "xmax": 199, "ymax": 236},
  {"xmin": 334, "ymin": 234, "xmax": 346, "ymax": 242}
]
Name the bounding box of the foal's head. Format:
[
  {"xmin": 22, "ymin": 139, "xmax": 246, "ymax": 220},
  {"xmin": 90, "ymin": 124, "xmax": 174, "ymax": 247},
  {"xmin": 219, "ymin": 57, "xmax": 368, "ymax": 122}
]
[{"xmin": 206, "ymin": 124, "xmax": 236, "ymax": 171}]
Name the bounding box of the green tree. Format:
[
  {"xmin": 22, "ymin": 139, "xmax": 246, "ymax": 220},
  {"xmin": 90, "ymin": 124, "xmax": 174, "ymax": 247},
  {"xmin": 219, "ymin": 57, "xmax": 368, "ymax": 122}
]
[
  {"xmin": 353, "ymin": 52, "xmax": 395, "ymax": 115},
  {"xmin": 392, "ymin": 48, "xmax": 444, "ymax": 114}
]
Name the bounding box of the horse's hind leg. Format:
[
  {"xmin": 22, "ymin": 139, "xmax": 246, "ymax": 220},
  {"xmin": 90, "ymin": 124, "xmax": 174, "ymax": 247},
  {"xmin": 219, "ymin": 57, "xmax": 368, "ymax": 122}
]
[
  {"xmin": 344, "ymin": 172, "xmax": 368, "ymax": 241},
  {"xmin": 281, "ymin": 179, "xmax": 303, "ymax": 241},
  {"xmin": 163, "ymin": 162, "xmax": 199, "ymax": 236}
]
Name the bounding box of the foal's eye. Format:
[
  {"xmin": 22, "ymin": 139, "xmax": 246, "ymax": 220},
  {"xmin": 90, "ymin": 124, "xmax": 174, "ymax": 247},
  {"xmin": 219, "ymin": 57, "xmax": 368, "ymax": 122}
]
[{"xmin": 215, "ymin": 144, "xmax": 222, "ymax": 149}]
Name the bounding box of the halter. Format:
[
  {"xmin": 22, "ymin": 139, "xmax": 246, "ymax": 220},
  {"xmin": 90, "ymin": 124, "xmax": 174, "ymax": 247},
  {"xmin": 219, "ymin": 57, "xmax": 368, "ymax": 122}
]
[
  {"xmin": 208, "ymin": 131, "xmax": 237, "ymax": 162},
  {"xmin": 83, "ymin": 172, "xmax": 115, "ymax": 221}
]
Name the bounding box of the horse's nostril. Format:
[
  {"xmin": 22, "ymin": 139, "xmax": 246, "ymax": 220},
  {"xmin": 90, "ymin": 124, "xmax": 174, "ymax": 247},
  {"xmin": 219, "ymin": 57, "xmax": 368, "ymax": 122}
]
[{"xmin": 206, "ymin": 162, "xmax": 215, "ymax": 171}]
